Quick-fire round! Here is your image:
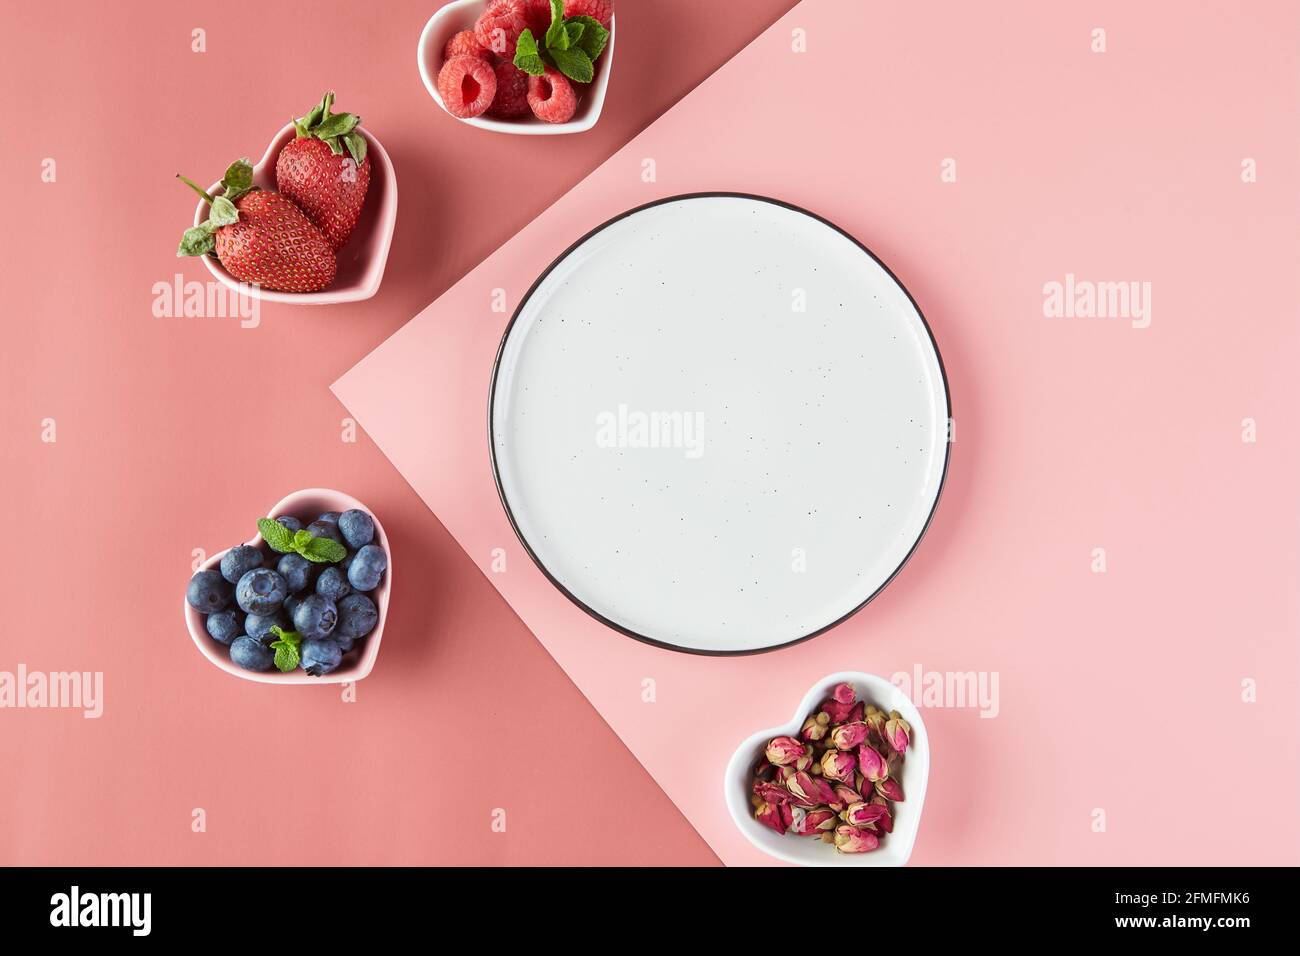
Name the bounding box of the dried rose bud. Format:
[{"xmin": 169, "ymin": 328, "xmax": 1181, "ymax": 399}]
[
  {"xmin": 848, "ymin": 701, "xmax": 864, "ymax": 723},
  {"xmin": 820, "ymin": 748, "xmax": 857, "ymax": 783},
  {"xmin": 790, "ymin": 806, "xmax": 838, "ymax": 835},
  {"xmin": 884, "ymin": 711, "xmax": 912, "ymax": 754},
  {"xmin": 831, "ymin": 783, "xmax": 863, "ymax": 810},
  {"xmin": 874, "ymin": 776, "xmax": 905, "ymax": 802},
  {"xmin": 765, "ymin": 736, "xmax": 806, "ymax": 767},
  {"xmin": 753, "ymin": 758, "xmax": 774, "ymax": 780},
  {"xmin": 844, "ymin": 801, "xmax": 890, "ymax": 828},
  {"xmin": 756, "ymin": 800, "xmax": 793, "ymax": 835},
  {"xmin": 857, "ymin": 745, "xmax": 890, "ymax": 783},
  {"xmin": 753, "ymin": 779, "xmax": 790, "ymax": 806},
  {"xmin": 864, "ymin": 706, "xmax": 887, "ymax": 741},
  {"xmin": 874, "ymin": 803, "xmax": 894, "ymax": 833},
  {"xmin": 830, "ymin": 721, "xmax": 869, "ymax": 750},
  {"xmin": 821, "ymin": 697, "xmax": 855, "ymax": 724},
  {"xmin": 800, "ymin": 714, "xmax": 829, "ymax": 742},
  {"xmin": 834, "ymin": 825, "xmax": 880, "ymax": 854},
  {"xmin": 830, "ymin": 682, "xmax": 856, "ymax": 705},
  {"xmin": 787, "ymin": 770, "xmax": 837, "ymax": 807}
]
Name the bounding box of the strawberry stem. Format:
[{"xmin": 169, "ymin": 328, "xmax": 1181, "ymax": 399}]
[{"xmin": 175, "ymin": 174, "xmax": 215, "ymax": 206}]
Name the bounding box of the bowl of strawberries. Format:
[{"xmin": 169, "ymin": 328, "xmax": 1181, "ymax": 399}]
[
  {"xmin": 419, "ymin": 0, "xmax": 615, "ymax": 133},
  {"xmin": 175, "ymin": 92, "xmax": 397, "ymax": 303}
]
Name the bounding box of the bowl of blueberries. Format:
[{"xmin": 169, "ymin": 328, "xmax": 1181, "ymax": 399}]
[{"xmin": 183, "ymin": 488, "xmax": 391, "ymax": 684}]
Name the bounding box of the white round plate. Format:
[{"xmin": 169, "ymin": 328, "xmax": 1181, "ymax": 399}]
[{"xmin": 490, "ymin": 194, "xmax": 949, "ymax": 654}]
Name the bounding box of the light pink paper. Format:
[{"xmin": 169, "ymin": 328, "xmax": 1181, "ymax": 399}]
[{"xmin": 334, "ymin": 0, "xmax": 1300, "ymax": 864}]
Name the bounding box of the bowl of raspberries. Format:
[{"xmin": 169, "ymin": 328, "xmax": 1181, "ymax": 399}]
[
  {"xmin": 419, "ymin": 0, "xmax": 615, "ymax": 133},
  {"xmin": 183, "ymin": 489, "xmax": 391, "ymax": 684}
]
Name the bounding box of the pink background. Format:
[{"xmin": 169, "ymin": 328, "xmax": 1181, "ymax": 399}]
[{"xmin": 3, "ymin": 0, "xmax": 1299, "ymax": 866}]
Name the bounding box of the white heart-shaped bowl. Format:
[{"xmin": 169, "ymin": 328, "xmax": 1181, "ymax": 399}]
[
  {"xmin": 192, "ymin": 123, "xmax": 397, "ymax": 304},
  {"xmin": 183, "ymin": 488, "xmax": 391, "ymax": 684},
  {"xmin": 724, "ymin": 671, "xmax": 929, "ymax": 866},
  {"xmin": 417, "ymin": 0, "xmax": 615, "ymax": 135}
]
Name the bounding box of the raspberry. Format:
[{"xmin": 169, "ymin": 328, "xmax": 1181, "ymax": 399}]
[
  {"xmin": 520, "ymin": 0, "xmax": 553, "ymax": 36},
  {"xmin": 437, "ymin": 55, "xmax": 498, "ymax": 118},
  {"xmin": 527, "ymin": 66, "xmax": 578, "ymax": 124},
  {"xmin": 475, "ymin": 0, "xmax": 527, "ymax": 58},
  {"xmin": 563, "ymin": 0, "xmax": 613, "ymax": 27},
  {"xmin": 443, "ymin": 29, "xmax": 489, "ymax": 61},
  {"xmin": 488, "ymin": 60, "xmax": 531, "ymax": 118}
]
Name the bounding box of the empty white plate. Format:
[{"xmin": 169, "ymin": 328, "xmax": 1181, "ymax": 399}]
[{"xmin": 490, "ymin": 194, "xmax": 949, "ymax": 654}]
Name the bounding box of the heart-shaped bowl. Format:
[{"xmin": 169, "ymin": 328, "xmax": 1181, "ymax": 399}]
[
  {"xmin": 183, "ymin": 489, "xmax": 391, "ymax": 684},
  {"xmin": 192, "ymin": 123, "xmax": 397, "ymax": 304},
  {"xmin": 724, "ymin": 671, "xmax": 929, "ymax": 866},
  {"xmin": 417, "ymin": 0, "xmax": 616, "ymax": 135}
]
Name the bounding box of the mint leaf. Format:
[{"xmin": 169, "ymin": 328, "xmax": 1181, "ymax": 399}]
[
  {"xmin": 257, "ymin": 517, "xmax": 296, "ymax": 553},
  {"xmin": 545, "ymin": 0, "xmax": 567, "ymax": 49},
  {"xmin": 550, "ymin": 46, "xmax": 594, "ymax": 83},
  {"xmin": 177, "ymin": 225, "xmax": 215, "ymax": 257},
  {"xmin": 564, "ymin": 21, "xmax": 585, "ymax": 46},
  {"xmin": 343, "ymin": 131, "xmax": 367, "ymax": 166},
  {"xmin": 268, "ymin": 626, "xmax": 302, "ymax": 673},
  {"xmin": 515, "ymin": 28, "xmax": 546, "ymax": 75},
  {"xmin": 567, "ymin": 15, "xmax": 609, "ymax": 61},
  {"xmin": 208, "ymin": 195, "xmax": 239, "ymax": 227},
  {"xmin": 300, "ymin": 535, "xmax": 347, "ymax": 564},
  {"xmin": 293, "ymin": 529, "xmax": 312, "ymax": 550}
]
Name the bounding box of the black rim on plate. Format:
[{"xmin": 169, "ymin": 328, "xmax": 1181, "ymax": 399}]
[{"xmin": 487, "ymin": 192, "xmax": 953, "ymax": 656}]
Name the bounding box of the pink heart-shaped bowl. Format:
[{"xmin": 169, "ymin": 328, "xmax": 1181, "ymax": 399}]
[
  {"xmin": 183, "ymin": 489, "xmax": 391, "ymax": 684},
  {"xmin": 192, "ymin": 124, "xmax": 397, "ymax": 304},
  {"xmin": 724, "ymin": 671, "xmax": 929, "ymax": 866}
]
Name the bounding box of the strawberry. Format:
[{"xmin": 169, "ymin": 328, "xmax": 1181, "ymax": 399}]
[
  {"xmin": 275, "ymin": 92, "xmax": 371, "ymax": 250},
  {"xmin": 176, "ymin": 159, "xmax": 336, "ymax": 293}
]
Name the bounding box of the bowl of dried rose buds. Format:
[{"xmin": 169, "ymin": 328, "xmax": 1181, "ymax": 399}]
[{"xmin": 724, "ymin": 671, "xmax": 929, "ymax": 866}]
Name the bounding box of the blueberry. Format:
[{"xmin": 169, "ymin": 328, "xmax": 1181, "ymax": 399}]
[
  {"xmin": 220, "ymin": 545, "xmax": 264, "ymax": 584},
  {"xmin": 317, "ymin": 511, "xmax": 341, "ymax": 524},
  {"xmin": 277, "ymin": 553, "xmax": 313, "ymax": 594},
  {"xmin": 186, "ymin": 570, "xmax": 232, "ymax": 614},
  {"xmin": 336, "ymin": 593, "xmax": 378, "ymax": 639},
  {"xmin": 245, "ymin": 610, "xmax": 289, "ymax": 643},
  {"xmin": 305, "ymin": 519, "xmax": 344, "ymax": 545},
  {"xmin": 316, "ymin": 565, "xmax": 352, "ymax": 601},
  {"xmin": 205, "ymin": 608, "xmax": 244, "ymax": 646},
  {"xmin": 275, "ymin": 515, "xmax": 303, "ymax": 533},
  {"xmin": 338, "ymin": 509, "xmax": 374, "ymax": 549},
  {"xmin": 347, "ymin": 544, "xmax": 387, "ymax": 592},
  {"xmin": 333, "ymin": 633, "xmax": 355, "ymax": 654},
  {"xmin": 283, "ymin": 594, "xmax": 303, "ymax": 621},
  {"xmin": 293, "ymin": 594, "xmax": 337, "ymax": 640},
  {"xmin": 301, "ymin": 639, "xmax": 342, "ymax": 677},
  {"xmin": 230, "ymin": 636, "xmax": 274, "ymax": 672},
  {"xmin": 236, "ymin": 568, "xmax": 287, "ymax": 615}
]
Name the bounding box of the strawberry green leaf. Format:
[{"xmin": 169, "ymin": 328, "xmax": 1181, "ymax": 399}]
[
  {"xmin": 221, "ymin": 159, "xmax": 254, "ymax": 200},
  {"xmin": 550, "ymin": 46, "xmax": 594, "ymax": 83},
  {"xmin": 177, "ymin": 225, "xmax": 215, "ymax": 257},
  {"xmin": 314, "ymin": 112, "xmax": 360, "ymax": 141},
  {"xmin": 299, "ymin": 535, "xmax": 347, "ymax": 564},
  {"xmin": 567, "ymin": 15, "xmax": 609, "ymax": 61},
  {"xmin": 514, "ymin": 29, "xmax": 546, "ymax": 75},
  {"xmin": 343, "ymin": 131, "xmax": 367, "ymax": 166},
  {"xmin": 257, "ymin": 517, "xmax": 296, "ymax": 553},
  {"xmin": 208, "ymin": 196, "xmax": 239, "ymax": 227}
]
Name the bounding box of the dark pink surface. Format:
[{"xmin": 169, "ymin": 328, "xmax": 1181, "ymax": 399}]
[{"xmin": 0, "ymin": 0, "xmax": 798, "ymax": 865}]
